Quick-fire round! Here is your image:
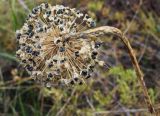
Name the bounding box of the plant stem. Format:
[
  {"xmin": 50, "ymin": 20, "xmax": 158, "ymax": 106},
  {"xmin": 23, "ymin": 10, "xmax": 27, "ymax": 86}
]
[{"xmin": 79, "ymin": 26, "xmax": 156, "ymax": 115}]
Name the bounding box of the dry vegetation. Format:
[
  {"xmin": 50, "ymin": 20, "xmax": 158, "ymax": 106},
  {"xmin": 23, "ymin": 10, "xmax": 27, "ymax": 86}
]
[{"xmin": 0, "ymin": 0, "xmax": 160, "ymax": 116}]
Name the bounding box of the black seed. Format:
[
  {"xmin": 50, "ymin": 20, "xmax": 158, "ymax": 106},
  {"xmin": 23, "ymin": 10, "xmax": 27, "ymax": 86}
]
[
  {"xmin": 45, "ymin": 3, "xmax": 49, "ymax": 8},
  {"xmin": 28, "ymin": 58, "xmax": 33, "ymax": 62},
  {"xmin": 75, "ymin": 51, "xmax": 79, "ymax": 57},
  {"xmin": 86, "ymin": 74, "xmax": 91, "ymax": 79},
  {"xmin": 55, "ymin": 22, "xmax": 58, "ymax": 25},
  {"xmin": 54, "ymin": 17, "xmax": 57, "ymax": 20},
  {"xmin": 32, "ymin": 8, "xmax": 38, "ymax": 14},
  {"xmin": 16, "ymin": 53, "xmax": 20, "ymax": 57},
  {"xmin": 32, "ymin": 61, "xmax": 36, "ymax": 66},
  {"xmin": 47, "ymin": 26, "xmax": 51, "ymax": 29},
  {"xmin": 81, "ymin": 70, "xmax": 88, "ymax": 76},
  {"xmin": 48, "ymin": 73, "xmax": 53, "ymax": 78},
  {"xmin": 79, "ymin": 81, "xmax": 83, "ymax": 85},
  {"xmin": 48, "ymin": 63, "xmax": 53, "ymax": 68},
  {"xmin": 60, "ymin": 27, "xmax": 64, "ymax": 31},
  {"xmin": 46, "ymin": 18, "xmax": 52, "ymax": 22},
  {"xmin": 26, "ymin": 65, "xmax": 33, "ymax": 71},
  {"xmin": 28, "ymin": 24, "xmax": 34, "ymax": 30},
  {"xmin": 37, "ymin": 28, "xmax": 43, "ymax": 32},
  {"xmin": 28, "ymin": 14, "xmax": 32, "ymax": 18},
  {"xmin": 16, "ymin": 33, "xmax": 21, "ymax": 39},
  {"xmin": 46, "ymin": 10, "xmax": 51, "ymax": 15},
  {"xmin": 88, "ymin": 68, "xmax": 93, "ymax": 72},
  {"xmin": 57, "ymin": 19, "xmax": 60, "ymax": 23},
  {"xmin": 28, "ymin": 31, "xmax": 34, "ymax": 38},
  {"xmin": 56, "ymin": 69, "xmax": 60, "ymax": 74},
  {"xmin": 74, "ymin": 78, "xmax": 78, "ymax": 81},
  {"xmin": 22, "ymin": 59, "xmax": 26, "ymax": 63},
  {"xmin": 26, "ymin": 46, "xmax": 32, "ymax": 53},
  {"xmin": 32, "ymin": 51, "xmax": 40, "ymax": 56},
  {"xmin": 86, "ymin": 15, "xmax": 90, "ymax": 19},
  {"xmin": 57, "ymin": 10, "xmax": 60, "ymax": 14},
  {"xmin": 77, "ymin": 11, "xmax": 80, "ymax": 14},
  {"xmin": 57, "ymin": 9, "xmax": 63, "ymax": 14},
  {"xmin": 89, "ymin": 65, "xmax": 94, "ymax": 69},
  {"xmin": 60, "ymin": 9, "xmax": 63, "ymax": 13},
  {"xmin": 28, "ymin": 59, "xmax": 36, "ymax": 66},
  {"xmin": 60, "ymin": 58, "xmax": 66, "ymax": 63},
  {"xmin": 37, "ymin": 45, "xmax": 41, "ymax": 49},
  {"xmin": 32, "ymin": 10, "xmax": 36, "ymax": 14},
  {"xmin": 28, "ymin": 29, "xmax": 33, "ymax": 33},
  {"xmin": 28, "ymin": 67, "xmax": 33, "ymax": 71},
  {"xmin": 59, "ymin": 47, "xmax": 65, "ymax": 52},
  {"xmin": 53, "ymin": 59, "xmax": 57, "ymax": 63},
  {"xmin": 91, "ymin": 55, "xmax": 96, "ymax": 59},
  {"xmin": 60, "ymin": 60, "xmax": 65, "ymax": 63},
  {"xmin": 40, "ymin": 28, "xmax": 43, "ymax": 32},
  {"xmin": 64, "ymin": 38, "xmax": 69, "ymax": 43},
  {"xmin": 17, "ymin": 46, "xmax": 21, "ymax": 50},
  {"xmin": 90, "ymin": 21, "xmax": 96, "ymax": 27},
  {"xmin": 62, "ymin": 43, "xmax": 66, "ymax": 46},
  {"xmin": 70, "ymin": 80, "xmax": 75, "ymax": 85},
  {"xmin": 56, "ymin": 39, "xmax": 61, "ymax": 44},
  {"xmin": 35, "ymin": 36, "xmax": 39, "ymax": 38},
  {"xmin": 22, "ymin": 43, "xmax": 26, "ymax": 46},
  {"xmin": 32, "ymin": 41, "xmax": 36, "ymax": 44},
  {"xmin": 92, "ymin": 51, "xmax": 98, "ymax": 56},
  {"xmin": 24, "ymin": 32, "xmax": 30, "ymax": 35},
  {"xmin": 60, "ymin": 21, "xmax": 63, "ymax": 24},
  {"xmin": 95, "ymin": 42, "xmax": 102, "ymax": 48},
  {"xmin": 44, "ymin": 27, "xmax": 47, "ymax": 32}
]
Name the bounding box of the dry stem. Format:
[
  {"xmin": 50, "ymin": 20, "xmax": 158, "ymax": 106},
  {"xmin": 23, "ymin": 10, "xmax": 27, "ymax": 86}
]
[{"xmin": 79, "ymin": 26, "xmax": 156, "ymax": 115}]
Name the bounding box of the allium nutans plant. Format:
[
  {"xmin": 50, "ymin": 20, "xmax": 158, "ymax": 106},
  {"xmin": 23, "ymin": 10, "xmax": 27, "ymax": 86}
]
[{"xmin": 16, "ymin": 3, "xmax": 156, "ymax": 114}]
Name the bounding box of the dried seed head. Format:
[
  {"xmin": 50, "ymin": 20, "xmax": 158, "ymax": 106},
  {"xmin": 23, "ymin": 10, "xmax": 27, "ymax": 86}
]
[{"xmin": 16, "ymin": 3, "xmax": 104, "ymax": 87}]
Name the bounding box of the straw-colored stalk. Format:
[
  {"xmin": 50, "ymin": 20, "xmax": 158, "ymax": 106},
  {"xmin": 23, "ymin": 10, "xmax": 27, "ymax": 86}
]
[{"xmin": 79, "ymin": 26, "xmax": 156, "ymax": 115}]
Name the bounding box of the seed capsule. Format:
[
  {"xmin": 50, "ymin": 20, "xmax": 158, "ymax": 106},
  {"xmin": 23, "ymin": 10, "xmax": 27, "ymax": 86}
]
[
  {"xmin": 16, "ymin": 33, "xmax": 21, "ymax": 40},
  {"xmin": 80, "ymin": 70, "xmax": 88, "ymax": 77},
  {"xmin": 16, "ymin": 3, "xmax": 104, "ymax": 86},
  {"xmin": 74, "ymin": 51, "xmax": 79, "ymax": 57},
  {"xmin": 28, "ymin": 31, "xmax": 34, "ymax": 38},
  {"xmin": 70, "ymin": 80, "xmax": 75, "ymax": 85},
  {"xmin": 48, "ymin": 73, "xmax": 53, "ymax": 78},
  {"xmin": 26, "ymin": 65, "xmax": 33, "ymax": 71},
  {"xmin": 59, "ymin": 47, "xmax": 65, "ymax": 52},
  {"xmin": 95, "ymin": 42, "xmax": 102, "ymax": 48}
]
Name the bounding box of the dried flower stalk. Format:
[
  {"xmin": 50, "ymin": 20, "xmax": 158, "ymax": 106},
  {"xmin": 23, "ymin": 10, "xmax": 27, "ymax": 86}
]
[
  {"xmin": 79, "ymin": 26, "xmax": 156, "ymax": 114},
  {"xmin": 16, "ymin": 3, "xmax": 156, "ymax": 114}
]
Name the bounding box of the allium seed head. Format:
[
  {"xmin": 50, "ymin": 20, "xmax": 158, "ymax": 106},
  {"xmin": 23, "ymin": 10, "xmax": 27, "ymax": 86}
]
[{"xmin": 16, "ymin": 3, "xmax": 104, "ymax": 87}]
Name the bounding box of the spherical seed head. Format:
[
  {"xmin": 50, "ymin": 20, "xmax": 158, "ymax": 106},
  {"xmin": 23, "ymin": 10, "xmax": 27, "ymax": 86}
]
[{"xmin": 16, "ymin": 3, "xmax": 104, "ymax": 87}]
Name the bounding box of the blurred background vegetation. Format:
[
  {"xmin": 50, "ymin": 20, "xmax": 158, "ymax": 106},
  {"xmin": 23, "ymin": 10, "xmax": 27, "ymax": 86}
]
[{"xmin": 0, "ymin": 0, "xmax": 160, "ymax": 116}]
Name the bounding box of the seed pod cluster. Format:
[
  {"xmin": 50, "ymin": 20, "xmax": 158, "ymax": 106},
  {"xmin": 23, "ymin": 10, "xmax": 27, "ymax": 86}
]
[{"xmin": 16, "ymin": 3, "xmax": 104, "ymax": 87}]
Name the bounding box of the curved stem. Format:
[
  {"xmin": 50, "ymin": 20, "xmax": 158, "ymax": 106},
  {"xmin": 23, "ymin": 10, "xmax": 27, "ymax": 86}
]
[{"xmin": 80, "ymin": 26, "xmax": 156, "ymax": 115}]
